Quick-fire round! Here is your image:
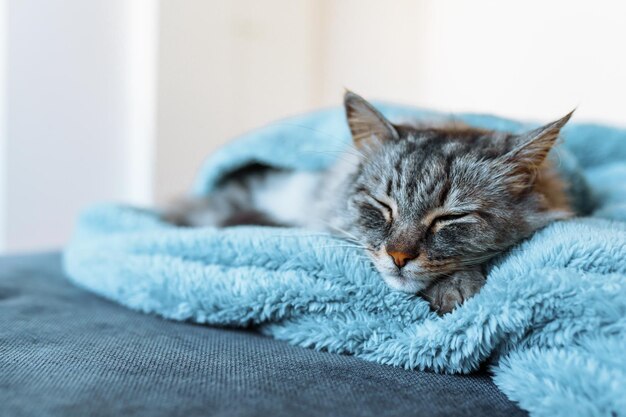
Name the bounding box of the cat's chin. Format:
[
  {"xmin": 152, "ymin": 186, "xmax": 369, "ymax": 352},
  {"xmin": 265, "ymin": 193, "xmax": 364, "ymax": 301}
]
[{"xmin": 380, "ymin": 273, "xmax": 429, "ymax": 293}]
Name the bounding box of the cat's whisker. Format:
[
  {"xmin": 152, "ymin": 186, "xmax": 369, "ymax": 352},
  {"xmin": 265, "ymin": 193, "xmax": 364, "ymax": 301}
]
[
  {"xmin": 317, "ymin": 244, "xmax": 369, "ymax": 250},
  {"xmin": 353, "ymin": 255, "xmax": 373, "ymax": 262},
  {"xmin": 295, "ymin": 144, "xmax": 373, "ymax": 165},
  {"xmin": 341, "ymin": 144, "xmax": 373, "ymax": 164},
  {"xmin": 317, "ymin": 220, "xmax": 362, "ymax": 244},
  {"xmin": 281, "ymin": 129, "xmax": 369, "ymax": 160},
  {"xmin": 328, "ymin": 232, "xmax": 361, "ymax": 243},
  {"xmin": 271, "ymin": 233, "xmax": 334, "ymax": 239},
  {"xmin": 297, "ymin": 142, "xmax": 373, "ymax": 165},
  {"xmin": 458, "ymin": 253, "xmax": 500, "ymax": 265},
  {"xmin": 332, "ymin": 243, "xmax": 366, "ymax": 250}
]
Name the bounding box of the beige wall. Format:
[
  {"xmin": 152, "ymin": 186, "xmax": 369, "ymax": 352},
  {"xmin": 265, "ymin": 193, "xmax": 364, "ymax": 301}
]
[
  {"xmin": 155, "ymin": 0, "xmax": 321, "ymax": 203},
  {"xmin": 319, "ymin": 0, "xmax": 626, "ymax": 123},
  {"xmin": 155, "ymin": 0, "xmax": 626, "ymax": 204},
  {"xmin": 3, "ymin": 0, "xmax": 626, "ymax": 252}
]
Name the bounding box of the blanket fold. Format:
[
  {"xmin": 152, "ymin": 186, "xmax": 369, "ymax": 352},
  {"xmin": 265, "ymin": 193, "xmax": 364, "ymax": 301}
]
[{"xmin": 64, "ymin": 104, "xmax": 626, "ymax": 417}]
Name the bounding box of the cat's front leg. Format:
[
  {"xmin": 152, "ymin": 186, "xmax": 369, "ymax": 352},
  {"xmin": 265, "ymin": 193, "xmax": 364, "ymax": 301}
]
[{"xmin": 421, "ymin": 268, "xmax": 486, "ymax": 315}]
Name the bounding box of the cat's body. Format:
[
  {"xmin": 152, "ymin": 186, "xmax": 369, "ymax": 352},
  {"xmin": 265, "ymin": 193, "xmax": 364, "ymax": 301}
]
[
  {"xmin": 165, "ymin": 166, "xmax": 323, "ymax": 228},
  {"xmin": 165, "ymin": 92, "xmax": 573, "ymax": 314}
]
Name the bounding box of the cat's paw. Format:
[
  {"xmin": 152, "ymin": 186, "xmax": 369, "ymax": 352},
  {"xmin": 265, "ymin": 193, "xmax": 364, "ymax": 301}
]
[{"xmin": 421, "ymin": 269, "xmax": 486, "ymax": 315}]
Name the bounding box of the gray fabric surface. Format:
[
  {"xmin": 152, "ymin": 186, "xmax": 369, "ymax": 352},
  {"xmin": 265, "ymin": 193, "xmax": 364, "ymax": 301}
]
[{"xmin": 0, "ymin": 252, "xmax": 527, "ymax": 417}]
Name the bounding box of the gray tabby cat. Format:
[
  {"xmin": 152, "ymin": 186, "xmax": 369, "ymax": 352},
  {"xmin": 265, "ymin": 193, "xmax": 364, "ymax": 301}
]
[{"xmin": 165, "ymin": 91, "xmax": 573, "ymax": 314}]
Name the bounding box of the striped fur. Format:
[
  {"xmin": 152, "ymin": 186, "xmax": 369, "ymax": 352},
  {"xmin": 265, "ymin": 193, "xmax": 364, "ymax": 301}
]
[{"xmin": 165, "ymin": 92, "xmax": 573, "ymax": 314}]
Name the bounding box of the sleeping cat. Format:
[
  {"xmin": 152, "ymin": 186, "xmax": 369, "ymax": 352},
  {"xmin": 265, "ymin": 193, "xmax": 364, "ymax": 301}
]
[{"xmin": 165, "ymin": 91, "xmax": 573, "ymax": 314}]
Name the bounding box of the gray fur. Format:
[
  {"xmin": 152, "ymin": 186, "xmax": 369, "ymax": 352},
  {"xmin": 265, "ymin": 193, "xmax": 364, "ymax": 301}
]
[{"xmin": 164, "ymin": 91, "xmax": 573, "ymax": 314}]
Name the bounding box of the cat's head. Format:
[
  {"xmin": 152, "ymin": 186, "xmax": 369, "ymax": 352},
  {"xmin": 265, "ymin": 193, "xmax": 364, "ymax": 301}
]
[{"xmin": 342, "ymin": 91, "xmax": 573, "ymax": 292}]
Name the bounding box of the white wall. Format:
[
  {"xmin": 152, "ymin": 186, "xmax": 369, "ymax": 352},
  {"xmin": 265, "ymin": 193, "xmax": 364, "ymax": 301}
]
[
  {"xmin": 155, "ymin": 0, "xmax": 626, "ymax": 204},
  {"xmin": 128, "ymin": 0, "xmax": 158, "ymax": 206},
  {"xmin": 5, "ymin": 0, "xmax": 156, "ymax": 253},
  {"xmin": 319, "ymin": 0, "xmax": 626, "ymax": 125},
  {"xmin": 3, "ymin": 0, "xmax": 626, "ymax": 253},
  {"xmin": 0, "ymin": 0, "xmax": 6, "ymax": 251}
]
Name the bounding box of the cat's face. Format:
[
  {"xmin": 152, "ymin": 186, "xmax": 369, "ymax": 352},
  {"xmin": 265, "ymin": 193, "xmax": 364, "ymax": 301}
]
[{"xmin": 342, "ymin": 92, "xmax": 572, "ymax": 292}]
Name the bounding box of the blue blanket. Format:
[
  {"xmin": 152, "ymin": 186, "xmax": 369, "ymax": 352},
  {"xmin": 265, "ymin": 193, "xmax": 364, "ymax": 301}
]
[{"xmin": 64, "ymin": 104, "xmax": 626, "ymax": 417}]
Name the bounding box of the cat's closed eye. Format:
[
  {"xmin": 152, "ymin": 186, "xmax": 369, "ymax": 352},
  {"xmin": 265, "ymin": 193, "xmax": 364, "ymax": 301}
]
[
  {"xmin": 428, "ymin": 212, "xmax": 475, "ymax": 233},
  {"xmin": 371, "ymin": 198, "xmax": 393, "ymax": 222},
  {"xmin": 434, "ymin": 213, "xmax": 469, "ymax": 223}
]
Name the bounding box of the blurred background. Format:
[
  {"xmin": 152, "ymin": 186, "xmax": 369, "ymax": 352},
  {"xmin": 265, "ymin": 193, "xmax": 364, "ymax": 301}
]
[{"xmin": 1, "ymin": 0, "xmax": 625, "ymax": 253}]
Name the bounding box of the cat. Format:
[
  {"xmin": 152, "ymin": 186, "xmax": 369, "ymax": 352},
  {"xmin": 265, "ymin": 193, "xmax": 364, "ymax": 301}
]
[{"xmin": 164, "ymin": 91, "xmax": 573, "ymax": 314}]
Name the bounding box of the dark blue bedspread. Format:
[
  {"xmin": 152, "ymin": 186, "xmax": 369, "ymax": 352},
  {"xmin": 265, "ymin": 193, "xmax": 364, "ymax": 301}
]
[{"xmin": 0, "ymin": 252, "xmax": 525, "ymax": 417}]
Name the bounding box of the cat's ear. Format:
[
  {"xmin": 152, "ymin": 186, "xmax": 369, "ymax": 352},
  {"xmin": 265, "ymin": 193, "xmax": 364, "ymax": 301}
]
[
  {"xmin": 503, "ymin": 110, "xmax": 574, "ymax": 189},
  {"xmin": 344, "ymin": 90, "xmax": 399, "ymax": 148}
]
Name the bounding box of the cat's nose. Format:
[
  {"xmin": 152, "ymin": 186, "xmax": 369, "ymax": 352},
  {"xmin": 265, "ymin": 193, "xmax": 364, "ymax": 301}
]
[{"xmin": 387, "ymin": 250, "xmax": 417, "ymax": 269}]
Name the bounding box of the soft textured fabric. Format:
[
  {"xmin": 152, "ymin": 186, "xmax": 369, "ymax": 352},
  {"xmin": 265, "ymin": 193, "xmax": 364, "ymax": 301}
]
[
  {"xmin": 63, "ymin": 105, "xmax": 626, "ymax": 417},
  {"xmin": 1, "ymin": 252, "xmax": 526, "ymax": 417}
]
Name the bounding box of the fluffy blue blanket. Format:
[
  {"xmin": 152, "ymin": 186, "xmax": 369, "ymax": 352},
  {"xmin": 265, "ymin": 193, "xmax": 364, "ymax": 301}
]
[{"xmin": 64, "ymin": 104, "xmax": 626, "ymax": 417}]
